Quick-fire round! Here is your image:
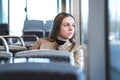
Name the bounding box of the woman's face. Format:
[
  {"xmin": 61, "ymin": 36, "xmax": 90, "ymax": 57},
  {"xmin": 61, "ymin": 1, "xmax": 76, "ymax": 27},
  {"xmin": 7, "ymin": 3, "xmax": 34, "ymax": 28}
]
[{"xmin": 57, "ymin": 16, "xmax": 75, "ymax": 41}]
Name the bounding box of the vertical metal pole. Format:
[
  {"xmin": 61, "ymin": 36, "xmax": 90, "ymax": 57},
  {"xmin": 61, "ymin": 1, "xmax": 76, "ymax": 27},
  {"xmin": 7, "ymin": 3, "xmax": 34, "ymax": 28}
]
[{"xmin": 25, "ymin": 0, "xmax": 28, "ymax": 20}]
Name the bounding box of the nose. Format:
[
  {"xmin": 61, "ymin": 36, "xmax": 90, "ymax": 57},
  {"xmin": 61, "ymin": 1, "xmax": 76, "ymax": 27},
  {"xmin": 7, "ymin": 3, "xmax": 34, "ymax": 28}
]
[{"xmin": 69, "ymin": 25, "xmax": 74, "ymax": 31}]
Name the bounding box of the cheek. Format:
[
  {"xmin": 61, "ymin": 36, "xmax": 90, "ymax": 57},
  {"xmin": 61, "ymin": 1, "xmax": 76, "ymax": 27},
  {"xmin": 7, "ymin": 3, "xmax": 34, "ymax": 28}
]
[
  {"xmin": 60, "ymin": 28, "xmax": 67, "ymax": 34},
  {"xmin": 59, "ymin": 31, "xmax": 64, "ymax": 36}
]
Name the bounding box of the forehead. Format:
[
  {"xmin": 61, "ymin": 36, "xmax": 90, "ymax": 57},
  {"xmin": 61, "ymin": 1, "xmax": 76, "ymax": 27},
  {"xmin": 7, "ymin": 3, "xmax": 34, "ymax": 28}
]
[{"xmin": 62, "ymin": 16, "xmax": 75, "ymax": 24}]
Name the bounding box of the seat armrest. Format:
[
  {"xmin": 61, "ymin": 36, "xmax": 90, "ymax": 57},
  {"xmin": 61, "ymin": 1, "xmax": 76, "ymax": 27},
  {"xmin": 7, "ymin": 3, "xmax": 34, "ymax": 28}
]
[
  {"xmin": 0, "ymin": 36, "xmax": 9, "ymax": 53},
  {"xmin": 0, "ymin": 35, "xmax": 25, "ymax": 47}
]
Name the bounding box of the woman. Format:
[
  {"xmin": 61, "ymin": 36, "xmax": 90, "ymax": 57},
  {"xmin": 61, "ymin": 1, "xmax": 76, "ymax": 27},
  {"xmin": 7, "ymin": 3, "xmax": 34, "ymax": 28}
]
[{"xmin": 31, "ymin": 12, "xmax": 84, "ymax": 68}]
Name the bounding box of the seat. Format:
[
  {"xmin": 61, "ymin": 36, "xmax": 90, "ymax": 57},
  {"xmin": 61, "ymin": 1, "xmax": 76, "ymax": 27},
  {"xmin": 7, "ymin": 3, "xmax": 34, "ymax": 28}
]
[
  {"xmin": 0, "ymin": 51, "xmax": 13, "ymax": 64},
  {"xmin": 21, "ymin": 35, "xmax": 39, "ymax": 49},
  {"xmin": 44, "ymin": 20, "xmax": 53, "ymax": 30},
  {"xmin": 0, "ymin": 63, "xmax": 83, "ymax": 80},
  {"xmin": 0, "ymin": 35, "xmax": 27, "ymax": 56},
  {"xmin": 22, "ymin": 20, "xmax": 45, "ymax": 38},
  {"xmin": 23, "ymin": 29, "xmax": 45, "ymax": 38},
  {"xmin": 23, "ymin": 20, "xmax": 44, "ymax": 31},
  {"xmin": 14, "ymin": 50, "xmax": 74, "ymax": 65},
  {"xmin": 44, "ymin": 20, "xmax": 53, "ymax": 37}
]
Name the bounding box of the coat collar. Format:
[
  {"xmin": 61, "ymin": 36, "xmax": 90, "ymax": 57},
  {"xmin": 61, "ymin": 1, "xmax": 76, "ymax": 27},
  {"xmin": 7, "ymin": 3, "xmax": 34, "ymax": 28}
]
[{"xmin": 56, "ymin": 40, "xmax": 72, "ymax": 50}]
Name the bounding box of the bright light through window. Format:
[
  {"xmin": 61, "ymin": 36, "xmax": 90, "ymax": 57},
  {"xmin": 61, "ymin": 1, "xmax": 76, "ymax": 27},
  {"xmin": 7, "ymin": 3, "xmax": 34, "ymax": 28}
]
[
  {"xmin": 27, "ymin": 0, "xmax": 57, "ymax": 21},
  {"xmin": 9, "ymin": 0, "xmax": 57, "ymax": 35}
]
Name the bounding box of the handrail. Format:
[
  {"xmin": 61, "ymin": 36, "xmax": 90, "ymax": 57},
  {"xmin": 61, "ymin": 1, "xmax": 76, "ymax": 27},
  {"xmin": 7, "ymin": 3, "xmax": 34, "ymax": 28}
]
[
  {"xmin": 21, "ymin": 34, "xmax": 39, "ymax": 40},
  {"xmin": 0, "ymin": 36, "xmax": 9, "ymax": 53},
  {"xmin": 0, "ymin": 35, "xmax": 26, "ymax": 47}
]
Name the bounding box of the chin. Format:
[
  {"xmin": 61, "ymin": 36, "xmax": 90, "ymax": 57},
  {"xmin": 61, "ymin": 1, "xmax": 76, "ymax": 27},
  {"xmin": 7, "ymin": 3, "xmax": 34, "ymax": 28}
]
[{"xmin": 67, "ymin": 37, "xmax": 72, "ymax": 39}]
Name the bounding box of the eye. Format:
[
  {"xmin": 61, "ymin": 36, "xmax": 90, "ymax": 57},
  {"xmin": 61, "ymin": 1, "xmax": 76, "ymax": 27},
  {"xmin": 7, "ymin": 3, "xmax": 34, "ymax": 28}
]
[
  {"xmin": 72, "ymin": 24, "xmax": 76, "ymax": 27},
  {"xmin": 63, "ymin": 23, "xmax": 75, "ymax": 27},
  {"xmin": 63, "ymin": 23, "xmax": 69, "ymax": 27}
]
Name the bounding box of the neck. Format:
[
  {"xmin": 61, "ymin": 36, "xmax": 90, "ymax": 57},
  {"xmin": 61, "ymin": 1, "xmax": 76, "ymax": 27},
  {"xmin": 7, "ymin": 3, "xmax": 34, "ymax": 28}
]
[
  {"xmin": 57, "ymin": 36, "xmax": 69, "ymax": 41},
  {"xmin": 56, "ymin": 39, "xmax": 66, "ymax": 45}
]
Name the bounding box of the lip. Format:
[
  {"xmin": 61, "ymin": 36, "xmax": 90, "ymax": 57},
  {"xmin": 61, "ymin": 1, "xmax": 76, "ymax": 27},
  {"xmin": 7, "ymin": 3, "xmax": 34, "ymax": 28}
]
[{"xmin": 68, "ymin": 32, "xmax": 73, "ymax": 35}]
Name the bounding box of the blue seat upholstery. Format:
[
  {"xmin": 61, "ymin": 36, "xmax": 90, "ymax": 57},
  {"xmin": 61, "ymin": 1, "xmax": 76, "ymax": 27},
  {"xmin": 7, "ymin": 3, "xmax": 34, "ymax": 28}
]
[
  {"xmin": 0, "ymin": 51, "xmax": 13, "ymax": 64},
  {"xmin": 44, "ymin": 20, "xmax": 53, "ymax": 31},
  {"xmin": 23, "ymin": 20, "xmax": 44, "ymax": 31},
  {"xmin": 23, "ymin": 20, "xmax": 45, "ymax": 38},
  {"xmin": 44, "ymin": 20, "xmax": 53, "ymax": 37},
  {"xmin": 14, "ymin": 50, "xmax": 74, "ymax": 65},
  {"xmin": 23, "ymin": 29, "xmax": 45, "ymax": 38},
  {"xmin": 0, "ymin": 63, "xmax": 83, "ymax": 80}
]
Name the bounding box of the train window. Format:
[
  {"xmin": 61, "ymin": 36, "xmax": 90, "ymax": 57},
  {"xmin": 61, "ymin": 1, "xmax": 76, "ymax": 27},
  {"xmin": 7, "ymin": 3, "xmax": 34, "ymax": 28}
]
[
  {"xmin": 81, "ymin": 0, "xmax": 88, "ymax": 44},
  {"xmin": 9, "ymin": 0, "xmax": 57, "ymax": 36},
  {"xmin": 0, "ymin": 0, "xmax": 8, "ymax": 24},
  {"xmin": 27, "ymin": 0, "xmax": 57, "ymax": 20},
  {"xmin": 108, "ymin": 0, "xmax": 120, "ymax": 80}
]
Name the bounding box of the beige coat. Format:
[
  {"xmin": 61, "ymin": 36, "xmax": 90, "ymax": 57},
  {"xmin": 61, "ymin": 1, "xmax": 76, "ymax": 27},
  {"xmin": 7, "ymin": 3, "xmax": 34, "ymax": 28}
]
[{"xmin": 31, "ymin": 38, "xmax": 84, "ymax": 68}]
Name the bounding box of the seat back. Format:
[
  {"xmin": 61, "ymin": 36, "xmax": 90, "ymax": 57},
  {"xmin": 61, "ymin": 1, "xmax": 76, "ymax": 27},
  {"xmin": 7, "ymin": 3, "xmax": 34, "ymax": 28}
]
[
  {"xmin": 44, "ymin": 20, "xmax": 53, "ymax": 30},
  {"xmin": 21, "ymin": 35, "xmax": 38, "ymax": 42},
  {"xmin": 0, "ymin": 63, "xmax": 83, "ymax": 80},
  {"xmin": 23, "ymin": 29, "xmax": 45, "ymax": 38},
  {"xmin": 22, "ymin": 20, "xmax": 45, "ymax": 38},
  {"xmin": 23, "ymin": 20, "xmax": 44, "ymax": 31},
  {"xmin": 0, "ymin": 51, "xmax": 13, "ymax": 64},
  {"xmin": 21, "ymin": 35, "xmax": 39, "ymax": 49},
  {"xmin": 0, "ymin": 36, "xmax": 27, "ymax": 56},
  {"xmin": 14, "ymin": 50, "xmax": 74, "ymax": 65},
  {"xmin": 44, "ymin": 20, "xmax": 53, "ymax": 37}
]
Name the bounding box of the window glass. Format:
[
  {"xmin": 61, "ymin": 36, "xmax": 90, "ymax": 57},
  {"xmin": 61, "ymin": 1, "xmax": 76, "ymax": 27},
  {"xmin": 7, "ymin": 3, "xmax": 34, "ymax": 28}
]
[
  {"xmin": 81, "ymin": 0, "xmax": 88, "ymax": 44},
  {"xmin": 9, "ymin": 0, "xmax": 27, "ymax": 35},
  {"xmin": 108, "ymin": 0, "xmax": 120, "ymax": 80},
  {"xmin": 9, "ymin": 0, "xmax": 57, "ymax": 35},
  {"xmin": 0, "ymin": 0, "xmax": 8, "ymax": 23},
  {"xmin": 27, "ymin": 0, "xmax": 57, "ymax": 21}
]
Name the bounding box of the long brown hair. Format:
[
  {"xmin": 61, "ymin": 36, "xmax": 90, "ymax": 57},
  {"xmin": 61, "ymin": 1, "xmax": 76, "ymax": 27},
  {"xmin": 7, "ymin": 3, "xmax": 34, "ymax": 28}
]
[{"xmin": 50, "ymin": 12, "xmax": 76, "ymax": 44}]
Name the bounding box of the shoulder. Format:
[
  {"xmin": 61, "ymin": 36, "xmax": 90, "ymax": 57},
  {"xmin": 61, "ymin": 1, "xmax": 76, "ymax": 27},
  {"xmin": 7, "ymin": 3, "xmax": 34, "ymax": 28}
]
[
  {"xmin": 74, "ymin": 44, "xmax": 87, "ymax": 55},
  {"xmin": 71, "ymin": 40, "xmax": 86, "ymax": 49},
  {"xmin": 72, "ymin": 44, "xmax": 83, "ymax": 52},
  {"xmin": 74, "ymin": 44, "xmax": 82, "ymax": 49}
]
